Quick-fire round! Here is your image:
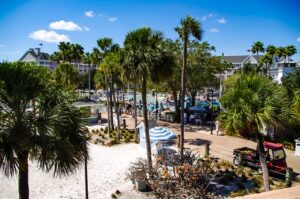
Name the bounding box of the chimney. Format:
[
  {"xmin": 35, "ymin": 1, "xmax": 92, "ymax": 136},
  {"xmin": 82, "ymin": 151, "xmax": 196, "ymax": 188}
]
[{"xmin": 35, "ymin": 48, "xmax": 41, "ymax": 55}]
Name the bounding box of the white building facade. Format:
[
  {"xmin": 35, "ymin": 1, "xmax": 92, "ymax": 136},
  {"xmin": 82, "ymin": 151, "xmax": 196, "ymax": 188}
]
[{"xmin": 223, "ymin": 55, "xmax": 298, "ymax": 83}]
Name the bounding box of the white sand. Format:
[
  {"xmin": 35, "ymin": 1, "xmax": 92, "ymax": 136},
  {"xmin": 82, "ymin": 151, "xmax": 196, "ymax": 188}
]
[{"xmin": 0, "ymin": 143, "xmax": 146, "ymax": 199}]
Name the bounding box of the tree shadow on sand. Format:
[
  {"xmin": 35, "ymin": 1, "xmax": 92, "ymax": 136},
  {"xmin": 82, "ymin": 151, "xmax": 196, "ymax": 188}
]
[{"xmin": 185, "ymin": 138, "xmax": 211, "ymax": 146}]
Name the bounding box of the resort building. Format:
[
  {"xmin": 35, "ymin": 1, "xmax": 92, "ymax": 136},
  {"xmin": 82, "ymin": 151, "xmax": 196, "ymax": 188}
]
[
  {"xmin": 223, "ymin": 55, "xmax": 298, "ymax": 83},
  {"xmin": 19, "ymin": 48, "xmax": 55, "ymax": 71},
  {"xmin": 19, "ymin": 48, "xmax": 94, "ymax": 74}
]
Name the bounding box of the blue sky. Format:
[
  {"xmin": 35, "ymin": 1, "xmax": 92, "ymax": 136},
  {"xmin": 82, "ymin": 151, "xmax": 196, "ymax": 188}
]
[{"xmin": 0, "ymin": 0, "xmax": 300, "ymax": 61}]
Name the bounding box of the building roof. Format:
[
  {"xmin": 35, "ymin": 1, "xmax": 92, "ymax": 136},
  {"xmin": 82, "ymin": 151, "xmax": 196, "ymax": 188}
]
[
  {"xmin": 19, "ymin": 48, "xmax": 50, "ymax": 61},
  {"xmin": 223, "ymin": 55, "xmax": 248, "ymax": 63}
]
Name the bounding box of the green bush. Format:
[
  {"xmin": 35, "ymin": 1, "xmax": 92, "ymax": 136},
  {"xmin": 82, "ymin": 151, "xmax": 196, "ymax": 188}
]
[
  {"xmin": 236, "ymin": 181, "xmax": 246, "ymax": 189},
  {"xmin": 229, "ymin": 189, "xmax": 248, "ymax": 197}
]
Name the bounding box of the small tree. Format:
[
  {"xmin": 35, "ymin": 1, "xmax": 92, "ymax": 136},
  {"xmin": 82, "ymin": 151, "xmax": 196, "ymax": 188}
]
[
  {"xmin": 0, "ymin": 62, "xmax": 88, "ymax": 199},
  {"xmin": 219, "ymin": 73, "xmax": 298, "ymax": 191}
]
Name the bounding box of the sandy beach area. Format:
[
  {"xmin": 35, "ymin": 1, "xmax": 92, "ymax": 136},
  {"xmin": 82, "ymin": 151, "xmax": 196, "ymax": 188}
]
[{"xmin": 0, "ymin": 143, "xmax": 150, "ymax": 199}]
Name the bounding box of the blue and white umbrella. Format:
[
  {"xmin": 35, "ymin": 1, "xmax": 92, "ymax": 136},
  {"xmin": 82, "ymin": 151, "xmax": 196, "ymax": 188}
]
[{"xmin": 140, "ymin": 127, "xmax": 176, "ymax": 151}]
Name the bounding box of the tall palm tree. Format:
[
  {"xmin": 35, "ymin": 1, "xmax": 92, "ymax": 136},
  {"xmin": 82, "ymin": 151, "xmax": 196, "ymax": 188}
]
[
  {"xmin": 285, "ymin": 45, "xmax": 297, "ymax": 66},
  {"xmin": 53, "ymin": 62, "xmax": 79, "ymax": 86},
  {"xmin": 82, "ymin": 52, "xmax": 92, "ymax": 99},
  {"xmin": 251, "ymin": 41, "xmax": 264, "ymax": 64},
  {"xmin": 261, "ymin": 53, "xmax": 273, "ymax": 76},
  {"xmin": 99, "ymin": 51, "xmax": 122, "ymax": 141},
  {"xmin": 96, "ymin": 38, "xmax": 120, "ymax": 131},
  {"xmin": 123, "ymin": 27, "xmax": 164, "ymax": 168},
  {"xmin": 0, "ymin": 62, "xmax": 88, "ymax": 199},
  {"xmin": 266, "ymin": 45, "xmax": 277, "ymax": 60},
  {"xmin": 219, "ymin": 73, "xmax": 298, "ymax": 192},
  {"xmin": 58, "ymin": 42, "xmax": 72, "ymax": 62},
  {"xmin": 276, "ymin": 47, "xmax": 286, "ymax": 65},
  {"xmin": 71, "ymin": 44, "xmax": 84, "ymax": 63},
  {"xmin": 175, "ymin": 15, "xmax": 202, "ymax": 161}
]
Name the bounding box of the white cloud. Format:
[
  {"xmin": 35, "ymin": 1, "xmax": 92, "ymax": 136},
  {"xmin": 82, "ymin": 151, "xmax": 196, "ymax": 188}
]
[
  {"xmin": 217, "ymin": 17, "xmax": 227, "ymax": 24},
  {"xmin": 297, "ymin": 37, "xmax": 300, "ymax": 42},
  {"xmin": 84, "ymin": 26, "xmax": 90, "ymax": 31},
  {"xmin": 209, "ymin": 28, "xmax": 220, "ymax": 33},
  {"xmin": 108, "ymin": 17, "xmax": 117, "ymax": 22},
  {"xmin": 29, "ymin": 30, "xmax": 70, "ymax": 43},
  {"xmin": 201, "ymin": 16, "xmax": 207, "ymax": 21},
  {"xmin": 85, "ymin": 11, "xmax": 95, "ymax": 18},
  {"xmin": 49, "ymin": 20, "xmax": 82, "ymax": 31},
  {"xmin": 208, "ymin": 13, "xmax": 214, "ymax": 18}
]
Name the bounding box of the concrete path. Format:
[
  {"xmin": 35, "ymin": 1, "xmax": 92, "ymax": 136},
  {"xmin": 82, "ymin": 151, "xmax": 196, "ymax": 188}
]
[
  {"xmin": 118, "ymin": 115, "xmax": 300, "ymax": 181},
  {"xmin": 235, "ymin": 186, "xmax": 300, "ymax": 199}
]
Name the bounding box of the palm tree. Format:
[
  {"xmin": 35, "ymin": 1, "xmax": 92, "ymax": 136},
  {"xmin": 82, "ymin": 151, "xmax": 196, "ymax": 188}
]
[
  {"xmin": 123, "ymin": 27, "xmax": 164, "ymax": 168},
  {"xmin": 0, "ymin": 62, "xmax": 88, "ymax": 199},
  {"xmin": 58, "ymin": 42, "xmax": 72, "ymax": 62},
  {"xmin": 266, "ymin": 45, "xmax": 277, "ymax": 60},
  {"xmin": 276, "ymin": 47, "xmax": 286, "ymax": 65},
  {"xmin": 99, "ymin": 51, "xmax": 122, "ymax": 141},
  {"xmin": 82, "ymin": 52, "xmax": 92, "ymax": 99},
  {"xmin": 285, "ymin": 45, "xmax": 297, "ymax": 66},
  {"xmin": 261, "ymin": 53, "xmax": 273, "ymax": 76},
  {"xmin": 219, "ymin": 73, "xmax": 298, "ymax": 191},
  {"xmin": 53, "ymin": 62, "xmax": 79, "ymax": 86},
  {"xmin": 71, "ymin": 44, "xmax": 84, "ymax": 63},
  {"xmin": 96, "ymin": 38, "xmax": 120, "ymax": 131},
  {"xmin": 251, "ymin": 41, "xmax": 264, "ymax": 64},
  {"xmin": 175, "ymin": 16, "xmax": 202, "ymax": 161}
]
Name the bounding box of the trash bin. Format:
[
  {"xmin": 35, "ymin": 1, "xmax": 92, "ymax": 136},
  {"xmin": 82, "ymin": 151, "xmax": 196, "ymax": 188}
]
[{"xmin": 295, "ymin": 139, "xmax": 300, "ymax": 157}]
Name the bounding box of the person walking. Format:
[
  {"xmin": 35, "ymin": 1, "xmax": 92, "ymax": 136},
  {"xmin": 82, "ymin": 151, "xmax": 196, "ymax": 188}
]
[
  {"xmin": 215, "ymin": 120, "xmax": 220, "ymax": 135},
  {"xmin": 184, "ymin": 112, "xmax": 187, "ymax": 125}
]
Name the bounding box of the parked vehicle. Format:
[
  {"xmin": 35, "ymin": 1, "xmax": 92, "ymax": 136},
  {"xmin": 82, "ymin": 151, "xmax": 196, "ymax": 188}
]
[{"xmin": 233, "ymin": 142, "xmax": 288, "ymax": 174}]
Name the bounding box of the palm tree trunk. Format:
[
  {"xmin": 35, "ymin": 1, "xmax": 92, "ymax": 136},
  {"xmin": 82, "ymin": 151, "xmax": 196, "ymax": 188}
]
[
  {"xmin": 18, "ymin": 151, "xmax": 29, "ymax": 199},
  {"xmin": 172, "ymin": 90, "xmax": 180, "ymax": 123},
  {"xmin": 180, "ymin": 38, "xmax": 188, "ymax": 162},
  {"xmin": 105, "ymin": 75, "xmax": 111, "ymax": 134},
  {"xmin": 133, "ymin": 82, "xmax": 138, "ymax": 142},
  {"xmin": 219, "ymin": 74, "xmax": 222, "ymax": 97},
  {"xmin": 191, "ymin": 90, "xmax": 196, "ymax": 106},
  {"xmin": 256, "ymin": 131, "xmax": 270, "ymax": 191},
  {"xmin": 142, "ymin": 77, "xmax": 152, "ymax": 169},
  {"xmin": 109, "ymin": 75, "xmax": 114, "ymax": 131},
  {"xmin": 112, "ymin": 75, "xmax": 120, "ymax": 141}
]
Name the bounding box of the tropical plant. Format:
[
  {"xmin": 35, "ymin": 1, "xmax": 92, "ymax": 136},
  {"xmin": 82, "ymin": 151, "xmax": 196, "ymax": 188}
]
[
  {"xmin": 0, "ymin": 62, "xmax": 88, "ymax": 199},
  {"xmin": 285, "ymin": 45, "xmax": 297, "ymax": 66},
  {"xmin": 99, "ymin": 51, "xmax": 122, "ymax": 141},
  {"xmin": 95, "ymin": 38, "xmax": 120, "ymax": 131},
  {"xmin": 265, "ymin": 45, "xmax": 277, "ymax": 59},
  {"xmin": 251, "ymin": 41, "xmax": 264, "ymax": 64},
  {"xmin": 52, "ymin": 62, "xmax": 79, "ymax": 86},
  {"xmin": 276, "ymin": 47, "xmax": 286, "ymax": 64},
  {"xmin": 219, "ymin": 73, "xmax": 298, "ymax": 191},
  {"xmin": 175, "ymin": 15, "xmax": 202, "ymax": 162},
  {"xmin": 71, "ymin": 44, "xmax": 84, "ymax": 63},
  {"xmin": 123, "ymin": 27, "xmax": 166, "ymax": 168},
  {"xmin": 260, "ymin": 53, "xmax": 273, "ymax": 76}
]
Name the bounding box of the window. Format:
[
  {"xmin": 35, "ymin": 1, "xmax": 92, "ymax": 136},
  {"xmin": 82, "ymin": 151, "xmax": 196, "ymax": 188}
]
[{"xmin": 272, "ymin": 149, "xmax": 285, "ymax": 160}]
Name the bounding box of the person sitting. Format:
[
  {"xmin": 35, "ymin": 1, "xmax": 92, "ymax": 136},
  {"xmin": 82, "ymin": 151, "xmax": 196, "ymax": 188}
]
[{"xmin": 189, "ymin": 113, "xmax": 195, "ymax": 125}]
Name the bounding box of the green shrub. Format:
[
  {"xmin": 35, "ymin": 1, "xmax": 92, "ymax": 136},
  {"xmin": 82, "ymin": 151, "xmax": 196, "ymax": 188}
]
[
  {"xmin": 229, "ymin": 189, "xmax": 248, "ymax": 197},
  {"xmin": 236, "ymin": 181, "xmax": 246, "ymax": 189}
]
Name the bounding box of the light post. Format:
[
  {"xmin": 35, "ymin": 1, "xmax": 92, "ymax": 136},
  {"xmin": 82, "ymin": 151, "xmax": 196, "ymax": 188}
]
[{"xmin": 88, "ymin": 64, "xmax": 91, "ymax": 100}]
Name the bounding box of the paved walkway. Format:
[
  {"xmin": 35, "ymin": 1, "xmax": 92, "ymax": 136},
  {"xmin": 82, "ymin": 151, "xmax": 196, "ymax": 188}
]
[
  {"xmin": 235, "ymin": 186, "xmax": 300, "ymax": 199},
  {"xmin": 117, "ymin": 114, "xmax": 300, "ymax": 180}
]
